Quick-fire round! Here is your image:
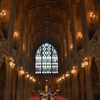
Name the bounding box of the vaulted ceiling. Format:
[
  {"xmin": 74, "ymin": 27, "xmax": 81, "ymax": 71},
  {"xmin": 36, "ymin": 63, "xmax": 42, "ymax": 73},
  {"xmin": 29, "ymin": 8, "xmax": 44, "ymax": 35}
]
[{"xmin": 23, "ymin": 0, "xmax": 71, "ymax": 55}]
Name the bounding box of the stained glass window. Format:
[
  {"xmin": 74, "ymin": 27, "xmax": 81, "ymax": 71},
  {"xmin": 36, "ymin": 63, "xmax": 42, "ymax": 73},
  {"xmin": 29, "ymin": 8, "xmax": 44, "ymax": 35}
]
[{"xmin": 35, "ymin": 43, "xmax": 58, "ymax": 74}]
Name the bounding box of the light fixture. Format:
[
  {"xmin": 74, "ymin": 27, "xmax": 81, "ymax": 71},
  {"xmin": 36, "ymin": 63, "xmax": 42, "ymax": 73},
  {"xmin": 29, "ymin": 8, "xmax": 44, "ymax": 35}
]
[
  {"xmin": 10, "ymin": 58, "xmax": 15, "ymax": 69},
  {"xmin": 20, "ymin": 69, "xmax": 25, "ymax": 75},
  {"xmin": 46, "ymin": 80, "xmax": 48, "ymax": 82},
  {"xmin": 83, "ymin": 57, "xmax": 89, "ymax": 66},
  {"xmin": 14, "ymin": 32, "xmax": 18, "ymax": 39},
  {"xmin": 71, "ymin": 67, "xmax": 76, "ymax": 74},
  {"xmin": 90, "ymin": 12, "xmax": 96, "ymax": 22},
  {"xmin": 82, "ymin": 62, "xmax": 85, "ymax": 68},
  {"xmin": 78, "ymin": 33, "xmax": 82, "ymax": 38},
  {"xmin": 66, "ymin": 72, "xmax": 69, "ymax": 77},
  {"xmin": 62, "ymin": 75, "xmax": 65, "ymax": 79},
  {"xmin": 0, "ymin": 10, "xmax": 6, "ymax": 17},
  {"xmin": 71, "ymin": 44, "xmax": 73, "ymax": 49},
  {"xmin": 30, "ymin": 76, "xmax": 33, "ymax": 80},
  {"xmin": 26, "ymin": 74, "xmax": 29, "ymax": 78}
]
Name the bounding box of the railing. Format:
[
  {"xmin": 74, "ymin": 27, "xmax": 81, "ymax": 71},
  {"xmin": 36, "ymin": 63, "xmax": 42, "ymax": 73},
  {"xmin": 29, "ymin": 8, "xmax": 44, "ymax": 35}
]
[
  {"xmin": 69, "ymin": 30, "xmax": 100, "ymax": 68},
  {"xmin": 88, "ymin": 33, "xmax": 98, "ymax": 54},
  {"xmin": 75, "ymin": 48, "xmax": 85, "ymax": 64}
]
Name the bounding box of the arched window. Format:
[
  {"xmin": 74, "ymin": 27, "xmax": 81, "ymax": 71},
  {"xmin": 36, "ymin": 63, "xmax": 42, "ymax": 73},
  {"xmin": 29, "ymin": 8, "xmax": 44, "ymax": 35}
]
[{"xmin": 35, "ymin": 43, "xmax": 58, "ymax": 74}]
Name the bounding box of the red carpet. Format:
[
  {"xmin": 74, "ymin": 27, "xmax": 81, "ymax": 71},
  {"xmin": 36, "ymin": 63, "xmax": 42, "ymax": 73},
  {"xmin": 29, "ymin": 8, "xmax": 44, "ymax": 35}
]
[
  {"xmin": 56, "ymin": 96, "xmax": 66, "ymax": 100},
  {"xmin": 31, "ymin": 96, "xmax": 66, "ymax": 100},
  {"xmin": 31, "ymin": 96, "xmax": 39, "ymax": 100}
]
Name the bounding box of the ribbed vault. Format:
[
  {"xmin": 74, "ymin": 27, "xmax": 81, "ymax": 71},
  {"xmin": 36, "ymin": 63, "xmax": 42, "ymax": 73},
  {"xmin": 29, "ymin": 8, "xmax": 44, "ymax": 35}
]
[{"xmin": 23, "ymin": 0, "xmax": 71, "ymax": 77}]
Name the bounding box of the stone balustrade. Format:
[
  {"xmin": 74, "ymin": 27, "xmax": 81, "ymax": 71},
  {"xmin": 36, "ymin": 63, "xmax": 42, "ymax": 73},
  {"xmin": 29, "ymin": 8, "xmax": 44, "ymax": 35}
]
[
  {"xmin": 88, "ymin": 34, "xmax": 98, "ymax": 54},
  {"xmin": 75, "ymin": 48, "xmax": 85, "ymax": 64}
]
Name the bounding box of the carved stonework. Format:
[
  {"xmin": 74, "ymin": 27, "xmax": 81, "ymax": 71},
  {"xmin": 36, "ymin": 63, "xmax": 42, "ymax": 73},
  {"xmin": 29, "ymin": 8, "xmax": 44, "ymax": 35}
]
[{"xmin": 94, "ymin": 45, "xmax": 100, "ymax": 58}]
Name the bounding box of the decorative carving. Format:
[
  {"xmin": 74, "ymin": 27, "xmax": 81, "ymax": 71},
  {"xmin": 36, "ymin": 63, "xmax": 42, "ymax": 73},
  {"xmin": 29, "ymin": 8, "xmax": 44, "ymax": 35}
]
[{"xmin": 94, "ymin": 45, "xmax": 100, "ymax": 58}]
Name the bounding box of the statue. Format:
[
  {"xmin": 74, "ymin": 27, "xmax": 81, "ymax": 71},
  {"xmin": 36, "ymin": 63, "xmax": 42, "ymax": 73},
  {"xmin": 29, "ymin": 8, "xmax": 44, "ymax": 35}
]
[{"xmin": 45, "ymin": 85, "xmax": 48, "ymax": 91}]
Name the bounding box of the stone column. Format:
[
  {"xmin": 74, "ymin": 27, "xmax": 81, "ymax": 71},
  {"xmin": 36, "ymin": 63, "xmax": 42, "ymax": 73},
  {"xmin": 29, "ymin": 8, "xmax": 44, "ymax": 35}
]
[
  {"xmin": 80, "ymin": 0, "xmax": 89, "ymax": 55},
  {"xmin": 71, "ymin": 19, "xmax": 77, "ymax": 64},
  {"xmin": 67, "ymin": 75, "xmax": 71, "ymax": 100},
  {"xmin": 80, "ymin": 68, "xmax": 85, "ymax": 100},
  {"xmin": 97, "ymin": 1, "xmax": 100, "ymax": 29},
  {"xmin": 11, "ymin": 71, "xmax": 16, "ymax": 100},
  {"xmin": 85, "ymin": 62, "xmax": 94, "ymax": 100},
  {"xmin": 95, "ymin": 58, "xmax": 100, "ymax": 82},
  {"xmin": 25, "ymin": 34, "xmax": 29, "ymax": 70},
  {"xmin": 3, "ymin": 64, "xmax": 12, "ymax": 100},
  {"xmin": 17, "ymin": 71, "xmax": 22, "ymax": 100},
  {"xmin": 8, "ymin": 0, "xmax": 17, "ymax": 55},
  {"xmin": 74, "ymin": 71, "xmax": 79, "ymax": 100},
  {"xmin": 24, "ymin": 77, "xmax": 28, "ymax": 100},
  {"xmin": 66, "ymin": 29, "xmax": 70, "ymax": 70},
  {"xmin": 19, "ymin": 20, "xmax": 24, "ymax": 65}
]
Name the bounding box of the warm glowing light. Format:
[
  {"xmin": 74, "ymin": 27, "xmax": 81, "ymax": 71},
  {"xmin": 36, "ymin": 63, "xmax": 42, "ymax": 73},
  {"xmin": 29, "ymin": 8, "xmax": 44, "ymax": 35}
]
[
  {"xmin": 3, "ymin": 10, "xmax": 5, "ymax": 13},
  {"xmin": 71, "ymin": 69, "xmax": 76, "ymax": 74},
  {"xmin": 14, "ymin": 32, "xmax": 17, "ymax": 38},
  {"xmin": 26, "ymin": 74, "xmax": 29, "ymax": 78},
  {"xmin": 84, "ymin": 61, "xmax": 88, "ymax": 66},
  {"xmin": 0, "ymin": 13, "xmax": 2, "ymax": 16},
  {"xmin": 46, "ymin": 80, "xmax": 48, "ymax": 82},
  {"xmin": 10, "ymin": 58, "xmax": 15, "ymax": 69},
  {"xmin": 59, "ymin": 78, "xmax": 61, "ymax": 81},
  {"xmin": 93, "ymin": 15, "xmax": 96, "ymax": 18},
  {"xmin": 71, "ymin": 44, "xmax": 73, "ymax": 49},
  {"xmin": 66, "ymin": 73, "xmax": 69, "ymax": 77},
  {"xmin": 90, "ymin": 12, "xmax": 96, "ymax": 20},
  {"xmin": 82, "ymin": 62, "xmax": 85, "ymax": 67},
  {"xmin": 62, "ymin": 75, "xmax": 65, "ymax": 79},
  {"xmin": 20, "ymin": 70, "xmax": 24, "ymax": 74},
  {"xmin": 33, "ymin": 79, "xmax": 35, "ymax": 81},
  {"xmin": 30, "ymin": 76, "xmax": 33, "ymax": 80},
  {"xmin": 73, "ymin": 66, "xmax": 76, "ymax": 69},
  {"xmin": 78, "ymin": 33, "xmax": 82, "ymax": 38},
  {"xmin": 10, "ymin": 58, "xmax": 12, "ymax": 60},
  {"xmin": 20, "ymin": 67, "xmax": 23, "ymax": 70}
]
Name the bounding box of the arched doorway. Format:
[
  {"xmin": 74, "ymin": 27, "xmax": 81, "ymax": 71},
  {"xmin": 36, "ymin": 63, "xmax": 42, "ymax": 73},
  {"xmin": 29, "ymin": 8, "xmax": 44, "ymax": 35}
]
[{"xmin": 91, "ymin": 58, "xmax": 100, "ymax": 100}]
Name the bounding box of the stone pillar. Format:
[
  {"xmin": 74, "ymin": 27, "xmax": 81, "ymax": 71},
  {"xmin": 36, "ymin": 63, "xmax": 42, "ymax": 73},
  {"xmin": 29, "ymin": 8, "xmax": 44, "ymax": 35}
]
[
  {"xmin": 66, "ymin": 30, "xmax": 70, "ymax": 70},
  {"xmin": 80, "ymin": 0, "xmax": 89, "ymax": 55},
  {"xmin": 25, "ymin": 34, "xmax": 29, "ymax": 70},
  {"xmin": 85, "ymin": 61, "xmax": 94, "ymax": 100},
  {"xmin": 71, "ymin": 19, "xmax": 77, "ymax": 64},
  {"xmin": 80, "ymin": 68, "xmax": 85, "ymax": 100},
  {"xmin": 11, "ymin": 71, "xmax": 16, "ymax": 100},
  {"xmin": 8, "ymin": 0, "xmax": 16, "ymax": 55},
  {"xmin": 95, "ymin": 58, "xmax": 100, "ymax": 82},
  {"xmin": 24, "ymin": 77, "xmax": 28, "ymax": 100},
  {"xmin": 67, "ymin": 75, "xmax": 71, "ymax": 100},
  {"xmin": 17, "ymin": 71, "xmax": 22, "ymax": 100},
  {"xmin": 3, "ymin": 64, "xmax": 12, "ymax": 100},
  {"xmin": 74, "ymin": 71, "xmax": 79, "ymax": 100},
  {"xmin": 19, "ymin": 20, "xmax": 24, "ymax": 65},
  {"xmin": 97, "ymin": 1, "xmax": 100, "ymax": 29}
]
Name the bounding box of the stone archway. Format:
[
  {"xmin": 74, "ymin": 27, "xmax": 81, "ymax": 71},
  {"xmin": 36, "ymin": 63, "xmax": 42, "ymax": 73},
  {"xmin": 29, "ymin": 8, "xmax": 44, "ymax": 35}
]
[{"xmin": 91, "ymin": 58, "xmax": 100, "ymax": 100}]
